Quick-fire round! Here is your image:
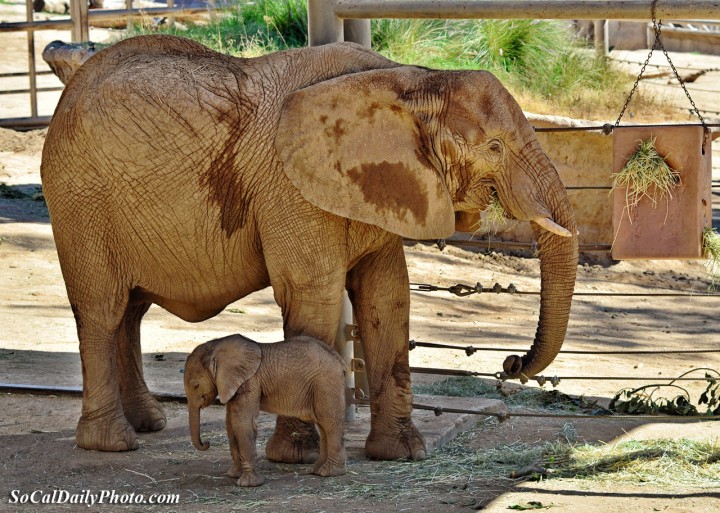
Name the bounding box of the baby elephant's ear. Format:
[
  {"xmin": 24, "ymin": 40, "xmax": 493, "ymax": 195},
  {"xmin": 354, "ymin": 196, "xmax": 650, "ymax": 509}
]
[
  {"xmin": 275, "ymin": 68, "xmax": 455, "ymax": 240},
  {"xmin": 212, "ymin": 336, "xmax": 262, "ymax": 404}
]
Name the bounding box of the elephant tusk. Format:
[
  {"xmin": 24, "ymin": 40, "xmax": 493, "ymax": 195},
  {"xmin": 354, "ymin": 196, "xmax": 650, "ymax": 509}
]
[{"xmin": 533, "ymin": 217, "xmax": 573, "ymax": 238}]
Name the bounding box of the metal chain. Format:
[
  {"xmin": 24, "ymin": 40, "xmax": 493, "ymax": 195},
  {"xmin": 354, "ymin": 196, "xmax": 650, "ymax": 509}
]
[
  {"xmin": 410, "ymin": 281, "xmax": 720, "ymax": 298},
  {"xmin": 352, "ymin": 398, "xmax": 718, "ymax": 423},
  {"xmin": 615, "ymin": 0, "xmax": 710, "ymax": 151},
  {"xmin": 408, "ymin": 339, "xmax": 720, "ymax": 357}
]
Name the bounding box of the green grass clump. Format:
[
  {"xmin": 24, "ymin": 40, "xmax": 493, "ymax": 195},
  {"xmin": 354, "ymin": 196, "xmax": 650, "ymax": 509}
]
[
  {"xmin": 612, "ymin": 137, "xmax": 680, "ymax": 211},
  {"xmin": 702, "ymin": 226, "xmax": 720, "ymax": 289},
  {"xmin": 127, "ymin": 0, "xmax": 307, "ymax": 56}
]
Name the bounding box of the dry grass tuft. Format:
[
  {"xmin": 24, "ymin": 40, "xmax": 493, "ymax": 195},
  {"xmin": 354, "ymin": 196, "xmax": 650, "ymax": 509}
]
[{"xmin": 612, "ymin": 137, "xmax": 680, "ymax": 212}]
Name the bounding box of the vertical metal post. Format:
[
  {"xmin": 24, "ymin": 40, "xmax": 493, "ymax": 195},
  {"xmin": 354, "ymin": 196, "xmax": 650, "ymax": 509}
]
[
  {"xmin": 594, "ymin": 19, "xmax": 609, "ymax": 56},
  {"xmin": 343, "ymin": 19, "xmax": 371, "ymax": 47},
  {"xmin": 167, "ymin": 0, "xmax": 175, "ymax": 28},
  {"xmin": 126, "ymin": 0, "xmax": 133, "ymax": 31},
  {"xmin": 25, "ymin": 0, "xmax": 38, "ymax": 118},
  {"xmin": 308, "ymin": 0, "xmax": 343, "ymax": 46},
  {"xmin": 334, "ymin": 291, "xmax": 355, "ymax": 422},
  {"xmin": 70, "ymin": 0, "xmax": 89, "ymax": 42}
]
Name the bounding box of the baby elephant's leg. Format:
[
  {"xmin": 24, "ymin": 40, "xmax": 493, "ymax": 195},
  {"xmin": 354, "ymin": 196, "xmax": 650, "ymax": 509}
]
[
  {"xmin": 226, "ymin": 396, "xmax": 264, "ymax": 487},
  {"xmin": 312, "ymin": 420, "xmax": 347, "ymax": 477},
  {"xmin": 311, "ymin": 383, "xmax": 347, "ymax": 477}
]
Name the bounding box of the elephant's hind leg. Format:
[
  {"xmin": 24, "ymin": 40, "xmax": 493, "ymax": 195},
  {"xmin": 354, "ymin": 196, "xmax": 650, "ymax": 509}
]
[
  {"xmin": 74, "ymin": 298, "xmax": 139, "ymax": 452},
  {"xmin": 117, "ymin": 302, "xmax": 166, "ymax": 432}
]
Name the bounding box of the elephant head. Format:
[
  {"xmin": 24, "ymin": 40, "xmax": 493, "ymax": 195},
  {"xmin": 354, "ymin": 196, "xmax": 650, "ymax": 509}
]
[
  {"xmin": 184, "ymin": 335, "xmax": 262, "ymax": 450},
  {"xmin": 275, "ymin": 67, "xmax": 578, "ymax": 382}
]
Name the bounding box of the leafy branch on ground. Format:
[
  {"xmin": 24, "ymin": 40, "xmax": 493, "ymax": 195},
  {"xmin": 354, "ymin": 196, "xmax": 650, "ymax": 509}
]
[
  {"xmin": 413, "ymin": 376, "xmax": 607, "ymax": 414},
  {"xmin": 609, "ymin": 368, "xmax": 720, "ymax": 416}
]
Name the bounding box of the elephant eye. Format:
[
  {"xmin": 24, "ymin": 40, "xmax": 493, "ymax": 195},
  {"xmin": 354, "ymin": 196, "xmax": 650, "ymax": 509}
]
[
  {"xmin": 194, "ymin": 383, "xmax": 200, "ymax": 389},
  {"xmin": 489, "ymin": 141, "xmax": 502, "ymax": 153}
]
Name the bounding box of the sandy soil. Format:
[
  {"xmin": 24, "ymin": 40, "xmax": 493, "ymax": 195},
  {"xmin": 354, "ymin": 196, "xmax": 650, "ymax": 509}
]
[{"xmin": 1, "ymin": 3, "xmax": 719, "ymax": 512}]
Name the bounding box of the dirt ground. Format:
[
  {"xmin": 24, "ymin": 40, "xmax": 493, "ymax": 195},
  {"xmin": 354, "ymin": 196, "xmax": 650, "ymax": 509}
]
[{"xmin": 1, "ymin": 3, "xmax": 720, "ymax": 512}]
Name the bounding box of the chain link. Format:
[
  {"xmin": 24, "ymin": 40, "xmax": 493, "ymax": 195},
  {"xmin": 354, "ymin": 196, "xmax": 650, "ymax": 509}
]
[{"xmin": 615, "ymin": 0, "xmax": 710, "ymax": 151}]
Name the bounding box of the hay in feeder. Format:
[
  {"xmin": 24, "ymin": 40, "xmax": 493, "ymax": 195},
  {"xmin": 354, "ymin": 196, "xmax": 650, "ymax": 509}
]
[{"xmin": 612, "ymin": 136, "xmax": 680, "ymax": 211}]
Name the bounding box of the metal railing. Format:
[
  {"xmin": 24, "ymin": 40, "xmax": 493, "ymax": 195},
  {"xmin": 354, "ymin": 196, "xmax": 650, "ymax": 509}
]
[{"xmin": 0, "ymin": 0, "xmax": 214, "ymax": 129}]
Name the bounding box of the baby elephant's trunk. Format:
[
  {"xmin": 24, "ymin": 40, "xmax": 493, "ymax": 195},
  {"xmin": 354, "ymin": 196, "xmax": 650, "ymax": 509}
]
[{"xmin": 189, "ymin": 406, "xmax": 209, "ymax": 451}]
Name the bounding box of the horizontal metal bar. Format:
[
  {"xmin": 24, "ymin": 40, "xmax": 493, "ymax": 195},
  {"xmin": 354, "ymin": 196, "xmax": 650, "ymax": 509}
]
[
  {"xmin": 0, "ymin": 383, "xmax": 188, "ymax": 403},
  {"xmin": 410, "ymin": 367, "xmax": 719, "ymax": 381},
  {"xmin": 0, "ymin": 70, "xmax": 54, "ymax": 78},
  {"xmin": 0, "ymin": 6, "xmax": 210, "ymax": 32},
  {"xmin": 0, "ymin": 116, "xmax": 52, "ymax": 129},
  {"xmin": 0, "ymin": 87, "xmax": 64, "ymax": 95},
  {"xmin": 333, "ymin": 0, "xmax": 720, "ymax": 21},
  {"xmin": 409, "ymin": 340, "xmax": 720, "ymax": 356}
]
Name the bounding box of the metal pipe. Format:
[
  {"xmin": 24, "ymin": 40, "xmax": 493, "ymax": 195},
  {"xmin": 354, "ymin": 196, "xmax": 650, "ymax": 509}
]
[
  {"xmin": 0, "ymin": 383, "xmax": 188, "ymax": 403},
  {"xmin": 0, "ymin": 6, "xmax": 210, "ymax": 32},
  {"xmin": 0, "ymin": 87, "xmax": 64, "ymax": 95},
  {"xmin": 25, "ymin": 0, "xmax": 37, "ymax": 118},
  {"xmin": 334, "ymin": 291, "xmax": 356, "ymax": 422},
  {"xmin": 332, "ymin": 0, "xmax": 720, "ymax": 20},
  {"xmin": 308, "ymin": 0, "xmax": 344, "ymax": 45},
  {"xmin": 0, "ymin": 115, "xmax": 53, "ymax": 129}
]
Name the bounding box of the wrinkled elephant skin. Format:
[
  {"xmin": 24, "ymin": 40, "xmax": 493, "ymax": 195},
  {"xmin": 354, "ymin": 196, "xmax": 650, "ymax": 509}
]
[{"xmin": 41, "ymin": 35, "xmax": 578, "ymax": 457}]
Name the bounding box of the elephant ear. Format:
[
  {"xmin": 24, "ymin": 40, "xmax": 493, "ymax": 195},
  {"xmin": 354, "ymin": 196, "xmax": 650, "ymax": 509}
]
[
  {"xmin": 211, "ymin": 335, "xmax": 262, "ymax": 404},
  {"xmin": 275, "ymin": 68, "xmax": 455, "ymax": 240}
]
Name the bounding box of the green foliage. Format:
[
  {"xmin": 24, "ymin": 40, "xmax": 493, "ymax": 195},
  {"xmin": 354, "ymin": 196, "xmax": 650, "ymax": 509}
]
[
  {"xmin": 128, "ymin": 0, "xmax": 306, "ymax": 56},
  {"xmin": 371, "ymin": 18, "xmax": 630, "ymax": 113},
  {"xmin": 609, "ymin": 369, "xmax": 720, "ymax": 416},
  {"xmin": 237, "ymin": 0, "xmax": 307, "ymax": 48},
  {"xmin": 702, "ymin": 226, "xmax": 720, "ymax": 289}
]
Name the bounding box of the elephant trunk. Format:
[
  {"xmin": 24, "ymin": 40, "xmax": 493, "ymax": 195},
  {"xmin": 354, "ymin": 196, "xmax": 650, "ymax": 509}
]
[
  {"xmin": 189, "ymin": 405, "xmax": 209, "ymax": 451},
  {"xmin": 501, "ymin": 144, "xmax": 579, "ymax": 382}
]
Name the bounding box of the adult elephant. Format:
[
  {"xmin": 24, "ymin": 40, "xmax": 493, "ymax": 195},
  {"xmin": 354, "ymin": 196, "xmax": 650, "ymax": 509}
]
[{"xmin": 41, "ymin": 35, "xmax": 578, "ymax": 457}]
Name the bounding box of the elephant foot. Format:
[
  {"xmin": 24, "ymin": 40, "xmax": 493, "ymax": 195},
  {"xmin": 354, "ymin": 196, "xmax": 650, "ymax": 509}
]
[
  {"xmin": 121, "ymin": 393, "xmax": 166, "ymax": 433},
  {"xmin": 76, "ymin": 412, "xmax": 139, "ymax": 452},
  {"xmin": 227, "ymin": 465, "xmax": 241, "ymax": 479},
  {"xmin": 312, "ymin": 458, "xmax": 347, "ymax": 477},
  {"xmin": 365, "ymin": 418, "xmax": 427, "ymax": 461},
  {"xmin": 266, "ymin": 417, "xmax": 319, "ymax": 464},
  {"xmin": 236, "ymin": 471, "xmax": 264, "ymax": 487}
]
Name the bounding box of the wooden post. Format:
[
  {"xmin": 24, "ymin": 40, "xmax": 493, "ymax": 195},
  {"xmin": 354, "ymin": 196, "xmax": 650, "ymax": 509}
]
[{"xmin": 69, "ymin": 0, "xmax": 89, "ymax": 42}]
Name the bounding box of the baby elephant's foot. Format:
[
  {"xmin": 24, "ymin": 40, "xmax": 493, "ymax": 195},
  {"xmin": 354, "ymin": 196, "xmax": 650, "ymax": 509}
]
[
  {"xmin": 227, "ymin": 465, "xmax": 241, "ymax": 479},
  {"xmin": 236, "ymin": 471, "xmax": 264, "ymax": 487},
  {"xmin": 312, "ymin": 460, "xmax": 347, "ymax": 478}
]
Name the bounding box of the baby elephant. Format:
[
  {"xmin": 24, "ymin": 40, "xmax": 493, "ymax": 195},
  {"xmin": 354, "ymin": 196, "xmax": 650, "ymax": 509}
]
[{"xmin": 184, "ymin": 334, "xmax": 347, "ymax": 486}]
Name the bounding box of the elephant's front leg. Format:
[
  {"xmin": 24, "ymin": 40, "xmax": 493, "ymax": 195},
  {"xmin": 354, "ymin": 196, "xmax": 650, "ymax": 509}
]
[
  {"xmin": 265, "ymin": 263, "xmax": 346, "ymax": 464},
  {"xmin": 347, "ymin": 237, "xmax": 427, "ymax": 461},
  {"xmin": 226, "ymin": 394, "xmax": 264, "ymax": 487}
]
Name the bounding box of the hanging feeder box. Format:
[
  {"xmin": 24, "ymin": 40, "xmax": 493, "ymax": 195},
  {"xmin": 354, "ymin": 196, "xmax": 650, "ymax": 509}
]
[
  {"xmin": 609, "ymin": 1, "xmax": 713, "ymax": 260},
  {"xmin": 611, "ymin": 124, "xmax": 712, "ymax": 260}
]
